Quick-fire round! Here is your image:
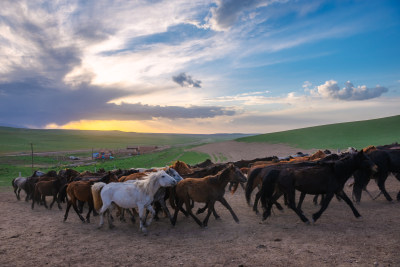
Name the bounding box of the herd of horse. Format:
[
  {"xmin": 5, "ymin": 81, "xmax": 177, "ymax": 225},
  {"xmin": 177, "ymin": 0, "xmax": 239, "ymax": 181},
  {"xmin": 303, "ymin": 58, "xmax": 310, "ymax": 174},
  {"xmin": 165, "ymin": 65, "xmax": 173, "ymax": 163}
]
[{"xmin": 10, "ymin": 143, "xmax": 400, "ymax": 234}]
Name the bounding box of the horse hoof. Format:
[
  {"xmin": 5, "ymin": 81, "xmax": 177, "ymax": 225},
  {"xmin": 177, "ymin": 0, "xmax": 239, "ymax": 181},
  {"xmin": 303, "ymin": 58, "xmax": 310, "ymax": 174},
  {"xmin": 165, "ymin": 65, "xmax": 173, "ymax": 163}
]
[{"xmin": 215, "ymin": 217, "xmax": 221, "ymax": 221}]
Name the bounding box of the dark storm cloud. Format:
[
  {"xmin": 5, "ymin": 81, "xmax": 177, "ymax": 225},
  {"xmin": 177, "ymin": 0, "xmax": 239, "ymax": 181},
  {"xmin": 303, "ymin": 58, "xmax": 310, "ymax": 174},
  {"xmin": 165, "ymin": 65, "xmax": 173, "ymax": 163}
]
[
  {"xmin": 0, "ymin": 80, "xmax": 234, "ymax": 127},
  {"xmin": 172, "ymin": 73, "xmax": 202, "ymax": 88}
]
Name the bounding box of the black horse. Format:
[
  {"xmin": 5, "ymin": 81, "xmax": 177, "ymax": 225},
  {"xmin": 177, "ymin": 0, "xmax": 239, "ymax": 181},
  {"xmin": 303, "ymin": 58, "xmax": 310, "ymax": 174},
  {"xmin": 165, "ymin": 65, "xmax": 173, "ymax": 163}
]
[
  {"xmin": 260, "ymin": 151, "xmax": 377, "ymax": 224},
  {"xmin": 353, "ymin": 148, "xmax": 400, "ymax": 202}
]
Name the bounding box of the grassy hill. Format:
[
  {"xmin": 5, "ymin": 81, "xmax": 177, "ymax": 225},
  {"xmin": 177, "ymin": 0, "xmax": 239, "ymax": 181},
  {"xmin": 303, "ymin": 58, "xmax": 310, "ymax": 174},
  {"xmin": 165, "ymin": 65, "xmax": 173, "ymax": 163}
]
[{"xmin": 236, "ymin": 115, "xmax": 400, "ymax": 150}]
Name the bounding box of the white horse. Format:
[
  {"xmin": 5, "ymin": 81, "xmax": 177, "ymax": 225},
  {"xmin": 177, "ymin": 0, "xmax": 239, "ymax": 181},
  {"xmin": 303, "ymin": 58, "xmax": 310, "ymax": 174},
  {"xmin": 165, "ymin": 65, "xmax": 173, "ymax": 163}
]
[
  {"xmin": 91, "ymin": 170, "xmax": 177, "ymax": 234},
  {"xmin": 12, "ymin": 176, "xmax": 28, "ymax": 201}
]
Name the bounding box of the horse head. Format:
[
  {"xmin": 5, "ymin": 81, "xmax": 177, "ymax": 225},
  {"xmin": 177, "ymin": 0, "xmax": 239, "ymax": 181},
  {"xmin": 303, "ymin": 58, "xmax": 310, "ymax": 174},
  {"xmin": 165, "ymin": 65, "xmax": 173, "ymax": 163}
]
[
  {"xmin": 155, "ymin": 170, "xmax": 177, "ymax": 188},
  {"xmin": 164, "ymin": 167, "xmax": 183, "ymax": 183},
  {"xmin": 225, "ymin": 163, "xmax": 247, "ymax": 184}
]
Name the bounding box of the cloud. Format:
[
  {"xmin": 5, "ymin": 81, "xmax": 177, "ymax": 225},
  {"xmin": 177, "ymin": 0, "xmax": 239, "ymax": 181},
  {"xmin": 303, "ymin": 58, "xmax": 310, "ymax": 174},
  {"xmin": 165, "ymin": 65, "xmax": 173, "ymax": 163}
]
[
  {"xmin": 207, "ymin": 0, "xmax": 278, "ymax": 31},
  {"xmin": 315, "ymin": 80, "xmax": 388, "ymax": 100},
  {"xmin": 0, "ymin": 79, "xmax": 234, "ymax": 127},
  {"xmin": 172, "ymin": 73, "xmax": 202, "ymax": 88}
]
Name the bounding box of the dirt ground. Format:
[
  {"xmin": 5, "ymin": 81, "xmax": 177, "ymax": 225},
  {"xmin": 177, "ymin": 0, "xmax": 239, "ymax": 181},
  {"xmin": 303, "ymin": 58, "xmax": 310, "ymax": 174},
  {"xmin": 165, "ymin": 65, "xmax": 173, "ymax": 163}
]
[{"xmin": 1, "ymin": 142, "xmax": 400, "ymax": 267}]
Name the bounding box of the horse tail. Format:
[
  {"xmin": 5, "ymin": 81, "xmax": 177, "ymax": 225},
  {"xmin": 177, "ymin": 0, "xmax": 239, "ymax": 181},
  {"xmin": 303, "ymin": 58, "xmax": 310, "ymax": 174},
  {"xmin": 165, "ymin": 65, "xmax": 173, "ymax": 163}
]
[
  {"xmin": 169, "ymin": 187, "xmax": 177, "ymax": 209},
  {"xmin": 245, "ymin": 167, "xmax": 263, "ymax": 205},
  {"xmin": 12, "ymin": 177, "xmax": 17, "ymax": 189},
  {"xmin": 259, "ymin": 169, "xmax": 281, "ymax": 209},
  {"xmin": 91, "ymin": 182, "xmax": 106, "ymax": 211},
  {"xmin": 58, "ymin": 183, "xmax": 68, "ymax": 203}
]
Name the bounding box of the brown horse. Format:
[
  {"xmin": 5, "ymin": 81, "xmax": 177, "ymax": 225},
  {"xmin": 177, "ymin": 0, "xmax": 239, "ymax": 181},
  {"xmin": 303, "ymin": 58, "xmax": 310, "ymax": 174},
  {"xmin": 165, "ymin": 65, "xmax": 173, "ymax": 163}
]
[
  {"xmin": 31, "ymin": 178, "xmax": 65, "ymax": 210},
  {"xmin": 63, "ymin": 181, "xmax": 96, "ymax": 223},
  {"xmin": 118, "ymin": 171, "xmax": 155, "ymax": 182},
  {"xmin": 170, "ymin": 160, "xmax": 193, "ymax": 175},
  {"xmin": 171, "ymin": 164, "xmax": 247, "ymax": 227}
]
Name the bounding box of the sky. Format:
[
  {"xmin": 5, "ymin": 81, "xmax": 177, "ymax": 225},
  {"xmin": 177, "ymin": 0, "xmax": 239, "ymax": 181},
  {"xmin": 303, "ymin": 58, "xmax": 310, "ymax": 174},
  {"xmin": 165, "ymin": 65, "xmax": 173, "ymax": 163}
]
[{"xmin": 0, "ymin": 0, "xmax": 399, "ymax": 134}]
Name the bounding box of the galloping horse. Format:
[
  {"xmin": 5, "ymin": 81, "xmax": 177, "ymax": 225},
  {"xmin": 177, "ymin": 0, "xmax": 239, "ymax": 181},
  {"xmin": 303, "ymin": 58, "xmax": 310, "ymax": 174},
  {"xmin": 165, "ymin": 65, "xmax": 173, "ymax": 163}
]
[
  {"xmin": 91, "ymin": 170, "xmax": 177, "ymax": 234},
  {"xmin": 353, "ymin": 147, "xmax": 400, "ymax": 202},
  {"xmin": 63, "ymin": 181, "xmax": 96, "ymax": 223},
  {"xmin": 260, "ymin": 151, "xmax": 377, "ymax": 224},
  {"xmin": 172, "ymin": 164, "xmax": 247, "ymax": 227}
]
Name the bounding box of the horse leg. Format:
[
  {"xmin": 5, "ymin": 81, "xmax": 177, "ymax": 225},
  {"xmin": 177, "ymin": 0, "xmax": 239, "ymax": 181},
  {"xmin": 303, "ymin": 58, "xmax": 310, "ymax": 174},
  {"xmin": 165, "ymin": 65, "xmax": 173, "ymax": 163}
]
[
  {"xmin": 107, "ymin": 205, "xmax": 115, "ymax": 229},
  {"xmin": 297, "ymin": 192, "xmax": 306, "ymax": 213},
  {"xmin": 377, "ymin": 175, "xmax": 393, "ymax": 201},
  {"xmin": 202, "ymin": 201, "xmax": 215, "ymax": 227},
  {"xmin": 124, "ymin": 208, "xmax": 136, "ymax": 224},
  {"xmin": 335, "ymin": 190, "xmax": 361, "ymax": 218},
  {"xmin": 218, "ymin": 197, "xmax": 240, "ymax": 223},
  {"xmin": 171, "ymin": 199, "xmax": 183, "ymax": 226},
  {"xmin": 137, "ymin": 205, "xmax": 149, "ymax": 234},
  {"xmin": 158, "ymin": 199, "xmax": 174, "ymax": 225},
  {"xmin": 13, "ymin": 185, "xmax": 19, "ymax": 200},
  {"xmin": 50, "ymin": 195, "xmax": 56, "ymax": 209},
  {"xmin": 313, "ymin": 194, "xmax": 319, "ymax": 205},
  {"xmin": 184, "ymin": 198, "xmax": 203, "ymax": 227},
  {"xmin": 253, "ymin": 190, "xmax": 261, "ymax": 214},
  {"xmin": 78, "ymin": 200, "xmax": 84, "ymax": 213},
  {"xmin": 97, "ymin": 201, "xmax": 111, "ymax": 229},
  {"xmin": 311, "ymin": 192, "xmax": 335, "ymax": 223},
  {"xmin": 86, "ymin": 201, "xmax": 93, "ymax": 223},
  {"xmin": 17, "ymin": 188, "xmax": 21, "ymax": 200},
  {"xmin": 196, "ymin": 203, "xmax": 208, "ymax": 215},
  {"xmin": 144, "ymin": 205, "xmax": 155, "ymax": 227},
  {"xmin": 63, "ymin": 200, "xmax": 72, "ymax": 222},
  {"xmin": 42, "ymin": 195, "xmax": 48, "ymax": 209},
  {"xmin": 285, "ymin": 190, "xmax": 310, "ymax": 224},
  {"xmin": 56, "ymin": 192, "xmax": 62, "ymax": 210},
  {"xmin": 393, "ymin": 173, "xmax": 400, "ymax": 201},
  {"xmin": 71, "ymin": 200, "xmax": 86, "ymax": 223}
]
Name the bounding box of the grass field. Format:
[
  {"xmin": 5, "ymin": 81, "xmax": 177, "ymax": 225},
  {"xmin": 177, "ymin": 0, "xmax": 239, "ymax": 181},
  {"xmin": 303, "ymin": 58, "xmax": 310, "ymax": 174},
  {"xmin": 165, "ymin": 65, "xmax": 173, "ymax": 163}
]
[
  {"xmin": 2, "ymin": 115, "xmax": 399, "ymax": 187},
  {"xmin": 236, "ymin": 115, "xmax": 400, "ymax": 150},
  {"xmin": 0, "ymin": 127, "xmax": 249, "ymax": 154},
  {"xmin": 0, "ymin": 147, "xmax": 209, "ymax": 187},
  {"xmin": 0, "ymin": 128, "xmax": 247, "ymax": 186}
]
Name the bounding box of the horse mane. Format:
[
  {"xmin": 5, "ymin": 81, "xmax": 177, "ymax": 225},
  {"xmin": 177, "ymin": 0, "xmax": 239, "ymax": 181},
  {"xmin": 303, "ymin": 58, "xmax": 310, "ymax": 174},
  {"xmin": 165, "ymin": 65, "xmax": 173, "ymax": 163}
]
[
  {"xmin": 307, "ymin": 150, "xmax": 326, "ymax": 161},
  {"xmin": 170, "ymin": 160, "xmax": 192, "ymax": 175},
  {"xmin": 362, "ymin": 145, "xmax": 377, "ymax": 153},
  {"xmin": 134, "ymin": 171, "xmax": 165, "ymax": 195}
]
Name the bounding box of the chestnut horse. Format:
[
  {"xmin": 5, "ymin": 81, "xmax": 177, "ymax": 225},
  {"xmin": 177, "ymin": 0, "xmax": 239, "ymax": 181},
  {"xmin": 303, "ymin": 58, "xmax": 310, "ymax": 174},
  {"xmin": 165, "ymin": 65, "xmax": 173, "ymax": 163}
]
[
  {"xmin": 171, "ymin": 164, "xmax": 247, "ymax": 227},
  {"xmin": 63, "ymin": 181, "xmax": 96, "ymax": 223}
]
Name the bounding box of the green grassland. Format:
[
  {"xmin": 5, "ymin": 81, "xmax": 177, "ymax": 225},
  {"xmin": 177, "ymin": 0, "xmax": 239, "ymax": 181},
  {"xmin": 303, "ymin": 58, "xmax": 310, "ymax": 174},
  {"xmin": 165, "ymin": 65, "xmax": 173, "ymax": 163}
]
[
  {"xmin": 2, "ymin": 115, "xmax": 399, "ymax": 187},
  {"xmin": 0, "ymin": 127, "xmax": 249, "ymax": 154},
  {"xmin": 236, "ymin": 115, "xmax": 400, "ymax": 150},
  {"xmin": 0, "ymin": 128, "xmax": 248, "ymax": 186},
  {"xmin": 0, "ymin": 147, "xmax": 209, "ymax": 187}
]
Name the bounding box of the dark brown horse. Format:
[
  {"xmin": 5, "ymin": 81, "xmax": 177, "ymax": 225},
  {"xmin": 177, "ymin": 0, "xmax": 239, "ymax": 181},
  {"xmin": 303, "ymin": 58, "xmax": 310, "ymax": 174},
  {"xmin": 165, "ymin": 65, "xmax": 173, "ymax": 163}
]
[
  {"xmin": 260, "ymin": 151, "xmax": 377, "ymax": 224},
  {"xmin": 31, "ymin": 178, "xmax": 65, "ymax": 210},
  {"xmin": 171, "ymin": 164, "xmax": 247, "ymax": 227},
  {"xmin": 353, "ymin": 147, "xmax": 400, "ymax": 202}
]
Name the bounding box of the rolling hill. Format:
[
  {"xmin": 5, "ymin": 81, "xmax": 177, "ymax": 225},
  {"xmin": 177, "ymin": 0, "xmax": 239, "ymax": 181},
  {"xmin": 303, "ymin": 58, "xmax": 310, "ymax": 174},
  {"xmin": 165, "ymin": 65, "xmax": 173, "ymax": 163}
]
[{"xmin": 236, "ymin": 115, "xmax": 400, "ymax": 150}]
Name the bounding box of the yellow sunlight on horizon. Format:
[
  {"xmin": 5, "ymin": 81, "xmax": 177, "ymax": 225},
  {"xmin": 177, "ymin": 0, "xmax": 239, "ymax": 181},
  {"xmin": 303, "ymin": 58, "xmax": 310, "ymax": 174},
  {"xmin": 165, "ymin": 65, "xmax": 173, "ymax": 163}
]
[{"xmin": 45, "ymin": 120, "xmax": 166, "ymax": 133}]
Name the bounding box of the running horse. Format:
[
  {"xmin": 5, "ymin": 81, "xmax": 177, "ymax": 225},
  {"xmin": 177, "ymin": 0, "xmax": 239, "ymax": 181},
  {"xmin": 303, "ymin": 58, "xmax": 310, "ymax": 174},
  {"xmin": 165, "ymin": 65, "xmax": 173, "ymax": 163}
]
[{"xmin": 171, "ymin": 163, "xmax": 247, "ymax": 227}]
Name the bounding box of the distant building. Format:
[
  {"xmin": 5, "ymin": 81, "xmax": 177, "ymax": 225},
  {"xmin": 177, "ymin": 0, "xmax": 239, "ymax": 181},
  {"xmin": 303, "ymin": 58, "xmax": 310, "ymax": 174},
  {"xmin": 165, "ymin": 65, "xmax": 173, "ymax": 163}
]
[{"xmin": 93, "ymin": 150, "xmax": 114, "ymax": 159}]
